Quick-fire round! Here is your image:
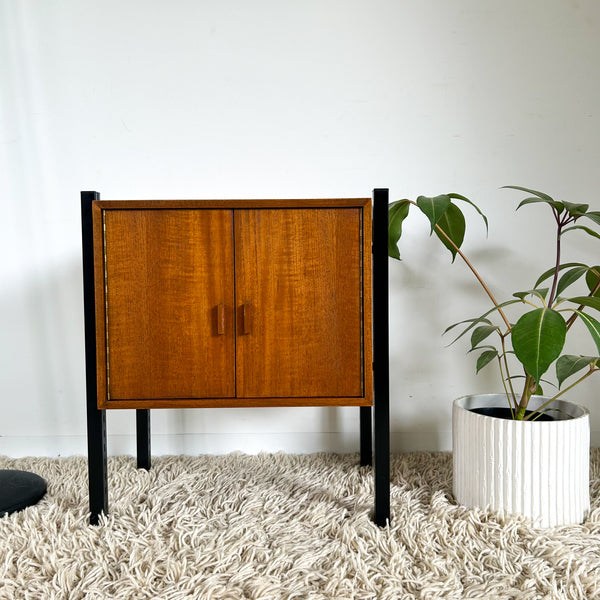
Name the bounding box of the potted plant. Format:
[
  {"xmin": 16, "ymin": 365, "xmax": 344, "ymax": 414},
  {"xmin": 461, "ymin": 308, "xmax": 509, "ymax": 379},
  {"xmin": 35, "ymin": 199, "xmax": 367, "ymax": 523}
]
[{"xmin": 388, "ymin": 186, "xmax": 600, "ymax": 527}]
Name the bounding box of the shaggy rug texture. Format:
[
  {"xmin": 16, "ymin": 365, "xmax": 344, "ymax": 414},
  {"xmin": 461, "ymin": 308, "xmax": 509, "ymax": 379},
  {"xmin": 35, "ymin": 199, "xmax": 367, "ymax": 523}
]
[{"xmin": 1, "ymin": 451, "xmax": 600, "ymax": 600}]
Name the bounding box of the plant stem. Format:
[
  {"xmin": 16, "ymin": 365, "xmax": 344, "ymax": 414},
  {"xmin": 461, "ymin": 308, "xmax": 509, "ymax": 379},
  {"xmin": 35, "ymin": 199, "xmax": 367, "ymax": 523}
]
[
  {"xmin": 497, "ymin": 354, "xmax": 515, "ymax": 418},
  {"xmin": 547, "ymin": 222, "xmax": 562, "ymax": 308},
  {"xmin": 500, "ymin": 336, "xmax": 517, "ymax": 410},
  {"xmin": 433, "ymin": 223, "xmax": 512, "ymax": 332},
  {"xmin": 515, "ymin": 374, "xmax": 536, "ymax": 420},
  {"xmin": 524, "ymin": 367, "xmax": 599, "ymax": 420}
]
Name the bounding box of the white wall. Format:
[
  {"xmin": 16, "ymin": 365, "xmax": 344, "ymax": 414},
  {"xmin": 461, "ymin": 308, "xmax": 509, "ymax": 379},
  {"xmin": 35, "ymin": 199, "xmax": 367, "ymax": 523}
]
[{"xmin": 1, "ymin": 0, "xmax": 599, "ymax": 457}]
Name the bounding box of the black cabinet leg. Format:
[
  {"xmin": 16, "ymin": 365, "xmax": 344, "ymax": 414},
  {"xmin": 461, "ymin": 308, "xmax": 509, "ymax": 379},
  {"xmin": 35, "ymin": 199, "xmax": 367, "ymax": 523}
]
[
  {"xmin": 87, "ymin": 408, "xmax": 108, "ymax": 525},
  {"xmin": 373, "ymin": 188, "xmax": 390, "ymax": 527},
  {"xmin": 360, "ymin": 407, "xmax": 372, "ymax": 466},
  {"xmin": 136, "ymin": 409, "xmax": 151, "ymax": 470},
  {"xmin": 374, "ymin": 386, "xmax": 390, "ymax": 527},
  {"xmin": 82, "ymin": 190, "xmax": 108, "ymax": 525}
]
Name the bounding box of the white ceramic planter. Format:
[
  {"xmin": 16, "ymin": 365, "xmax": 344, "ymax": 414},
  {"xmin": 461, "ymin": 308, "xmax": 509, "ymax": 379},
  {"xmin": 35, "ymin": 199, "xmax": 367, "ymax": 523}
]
[{"xmin": 453, "ymin": 394, "xmax": 590, "ymax": 528}]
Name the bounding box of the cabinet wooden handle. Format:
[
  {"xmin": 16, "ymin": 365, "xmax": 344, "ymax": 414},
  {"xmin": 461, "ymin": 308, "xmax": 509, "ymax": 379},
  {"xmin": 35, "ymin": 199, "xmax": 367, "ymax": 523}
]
[
  {"xmin": 217, "ymin": 303, "xmax": 225, "ymax": 335},
  {"xmin": 241, "ymin": 302, "xmax": 252, "ymax": 335}
]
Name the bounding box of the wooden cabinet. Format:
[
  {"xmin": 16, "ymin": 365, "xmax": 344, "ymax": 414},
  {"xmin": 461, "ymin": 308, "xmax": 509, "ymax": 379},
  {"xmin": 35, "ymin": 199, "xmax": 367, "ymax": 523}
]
[
  {"xmin": 82, "ymin": 192, "xmax": 389, "ymax": 527},
  {"xmin": 92, "ymin": 199, "xmax": 372, "ymax": 409}
]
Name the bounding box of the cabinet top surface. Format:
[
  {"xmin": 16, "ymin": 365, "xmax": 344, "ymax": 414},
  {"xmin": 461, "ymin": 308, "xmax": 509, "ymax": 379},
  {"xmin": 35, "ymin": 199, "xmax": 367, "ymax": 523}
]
[{"xmin": 93, "ymin": 198, "xmax": 371, "ymax": 210}]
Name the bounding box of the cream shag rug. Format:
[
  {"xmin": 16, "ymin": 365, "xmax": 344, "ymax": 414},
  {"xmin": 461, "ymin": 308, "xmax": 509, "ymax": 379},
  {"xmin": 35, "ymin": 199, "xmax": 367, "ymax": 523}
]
[{"xmin": 1, "ymin": 451, "xmax": 600, "ymax": 600}]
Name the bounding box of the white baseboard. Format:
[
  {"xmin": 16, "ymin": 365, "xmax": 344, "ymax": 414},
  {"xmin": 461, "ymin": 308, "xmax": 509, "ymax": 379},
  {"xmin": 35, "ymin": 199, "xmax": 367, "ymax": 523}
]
[
  {"xmin": 0, "ymin": 431, "xmax": 453, "ymax": 458},
  {"xmin": 3, "ymin": 430, "xmax": 596, "ymax": 458}
]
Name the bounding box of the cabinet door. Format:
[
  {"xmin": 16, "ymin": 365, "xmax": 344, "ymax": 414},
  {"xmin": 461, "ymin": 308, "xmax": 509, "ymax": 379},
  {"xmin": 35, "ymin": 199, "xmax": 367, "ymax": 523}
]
[
  {"xmin": 234, "ymin": 208, "xmax": 363, "ymax": 398},
  {"xmin": 102, "ymin": 209, "xmax": 235, "ymax": 400}
]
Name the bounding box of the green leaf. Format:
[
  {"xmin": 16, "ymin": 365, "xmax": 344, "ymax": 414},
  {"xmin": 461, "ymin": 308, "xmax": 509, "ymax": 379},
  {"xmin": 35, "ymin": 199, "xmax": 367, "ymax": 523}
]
[
  {"xmin": 575, "ymin": 311, "xmax": 600, "ymax": 354},
  {"xmin": 447, "ymin": 193, "xmax": 489, "ymax": 233},
  {"xmin": 511, "ymin": 308, "xmax": 567, "ymax": 382},
  {"xmin": 561, "ymin": 225, "xmax": 600, "ymax": 240},
  {"xmin": 388, "ymin": 200, "xmax": 411, "ymax": 260},
  {"xmin": 556, "ymin": 266, "xmax": 588, "ymax": 297},
  {"xmin": 556, "ymin": 355, "xmax": 599, "ymax": 388},
  {"xmin": 470, "ymin": 325, "xmax": 499, "ymax": 350},
  {"xmin": 444, "ymin": 317, "xmax": 492, "ymax": 335},
  {"xmin": 433, "ymin": 202, "xmax": 465, "ymax": 262},
  {"xmin": 567, "ymin": 296, "xmax": 600, "ymax": 312},
  {"xmin": 502, "ymin": 185, "xmax": 563, "ymax": 212},
  {"xmin": 444, "ymin": 299, "xmax": 521, "ymax": 345},
  {"xmin": 562, "ymin": 201, "xmax": 589, "ymax": 217},
  {"xmin": 583, "ymin": 211, "xmax": 600, "ymax": 227},
  {"xmin": 534, "ymin": 262, "xmax": 587, "ymax": 288},
  {"xmin": 513, "ymin": 288, "xmax": 549, "ymax": 302},
  {"xmin": 517, "ymin": 197, "xmax": 564, "ymax": 212},
  {"xmin": 502, "ymin": 185, "xmax": 556, "ymax": 204},
  {"xmin": 416, "ymin": 195, "xmax": 451, "ymax": 233},
  {"xmin": 468, "ymin": 343, "xmax": 498, "ymax": 353},
  {"xmin": 586, "ymin": 266, "xmax": 600, "ymax": 297},
  {"xmin": 444, "ymin": 317, "xmax": 492, "ymax": 345},
  {"xmin": 476, "ymin": 349, "xmax": 498, "ymax": 373}
]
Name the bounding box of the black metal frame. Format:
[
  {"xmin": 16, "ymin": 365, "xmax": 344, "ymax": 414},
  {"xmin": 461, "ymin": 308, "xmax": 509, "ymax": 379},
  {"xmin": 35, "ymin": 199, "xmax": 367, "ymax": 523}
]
[
  {"xmin": 81, "ymin": 191, "xmax": 108, "ymax": 525},
  {"xmin": 82, "ymin": 190, "xmax": 390, "ymax": 526},
  {"xmin": 136, "ymin": 410, "xmax": 151, "ymax": 470},
  {"xmin": 358, "ymin": 188, "xmax": 391, "ymax": 527},
  {"xmin": 372, "ymin": 188, "xmax": 390, "ymax": 526},
  {"xmin": 359, "ymin": 407, "xmax": 372, "ymax": 466}
]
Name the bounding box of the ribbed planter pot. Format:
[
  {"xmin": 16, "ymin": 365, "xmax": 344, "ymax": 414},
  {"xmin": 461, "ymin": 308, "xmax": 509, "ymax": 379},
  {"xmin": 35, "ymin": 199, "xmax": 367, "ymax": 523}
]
[{"xmin": 453, "ymin": 394, "xmax": 590, "ymax": 528}]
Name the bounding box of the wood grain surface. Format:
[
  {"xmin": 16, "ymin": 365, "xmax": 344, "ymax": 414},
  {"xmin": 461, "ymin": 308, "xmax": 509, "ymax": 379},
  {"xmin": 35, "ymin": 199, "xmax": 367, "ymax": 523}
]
[
  {"xmin": 94, "ymin": 199, "xmax": 372, "ymax": 408},
  {"xmin": 234, "ymin": 208, "xmax": 363, "ymax": 398},
  {"xmin": 102, "ymin": 209, "xmax": 235, "ymax": 400}
]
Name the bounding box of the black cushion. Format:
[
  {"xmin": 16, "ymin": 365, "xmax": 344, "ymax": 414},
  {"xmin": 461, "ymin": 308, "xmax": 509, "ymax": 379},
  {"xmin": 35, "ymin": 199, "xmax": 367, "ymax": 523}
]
[{"xmin": 0, "ymin": 470, "xmax": 47, "ymax": 517}]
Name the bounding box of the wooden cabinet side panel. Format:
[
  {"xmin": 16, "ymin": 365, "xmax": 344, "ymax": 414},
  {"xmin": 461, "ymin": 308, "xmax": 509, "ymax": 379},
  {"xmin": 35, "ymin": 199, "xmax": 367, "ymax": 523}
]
[
  {"xmin": 235, "ymin": 208, "xmax": 364, "ymax": 398},
  {"xmin": 92, "ymin": 203, "xmax": 109, "ymax": 407},
  {"xmin": 362, "ymin": 203, "xmax": 373, "ymax": 405},
  {"xmin": 102, "ymin": 209, "xmax": 235, "ymax": 400}
]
